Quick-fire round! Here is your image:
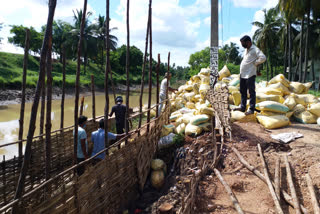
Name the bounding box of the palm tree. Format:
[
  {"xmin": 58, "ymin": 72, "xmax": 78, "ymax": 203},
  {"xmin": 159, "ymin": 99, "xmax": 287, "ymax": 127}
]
[{"xmin": 52, "ymin": 20, "xmax": 72, "ymax": 63}]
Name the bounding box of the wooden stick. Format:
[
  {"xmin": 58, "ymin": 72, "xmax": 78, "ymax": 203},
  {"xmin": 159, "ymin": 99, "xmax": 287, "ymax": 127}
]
[
  {"xmin": 284, "ymin": 155, "xmax": 301, "ymax": 214},
  {"xmin": 125, "ymin": 0, "xmax": 130, "ymax": 140},
  {"xmin": 39, "ymin": 70, "xmax": 46, "ymax": 137},
  {"xmin": 104, "ymin": 0, "xmax": 110, "ymax": 149},
  {"xmin": 79, "ymin": 96, "xmax": 84, "ymax": 116},
  {"xmin": 60, "ymin": 48, "xmax": 66, "ymax": 130},
  {"xmin": 91, "ymin": 75, "xmax": 96, "ymax": 122},
  {"xmin": 231, "ymin": 146, "xmax": 308, "ymax": 214},
  {"xmin": 108, "ymin": 63, "xmax": 117, "ymax": 105},
  {"xmin": 257, "ymin": 144, "xmax": 284, "ymax": 214},
  {"xmin": 147, "ymin": 0, "xmax": 152, "ymax": 133},
  {"xmin": 214, "ymin": 168, "xmax": 244, "ymax": 214},
  {"xmin": 2, "ymin": 156, "xmax": 6, "ymax": 204},
  {"xmin": 306, "ymin": 173, "xmax": 320, "ymax": 214},
  {"xmin": 18, "ymin": 28, "xmax": 30, "ymax": 163},
  {"xmin": 156, "ymin": 53, "xmax": 160, "ymax": 118},
  {"xmin": 166, "ymin": 52, "xmax": 170, "ymax": 123},
  {"xmin": 275, "ymin": 156, "xmax": 281, "ymax": 200}
]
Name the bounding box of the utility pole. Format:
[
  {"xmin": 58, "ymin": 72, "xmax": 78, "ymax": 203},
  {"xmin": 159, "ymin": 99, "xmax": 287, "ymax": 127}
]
[{"xmin": 210, "ymin": 0, "xmax": 219, "ymax": 87}]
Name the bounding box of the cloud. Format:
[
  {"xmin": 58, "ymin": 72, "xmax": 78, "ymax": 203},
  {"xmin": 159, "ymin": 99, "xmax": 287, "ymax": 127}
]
[{"xmin": 231, "ymin": 0, "xmax": 269, "ymax": 8}]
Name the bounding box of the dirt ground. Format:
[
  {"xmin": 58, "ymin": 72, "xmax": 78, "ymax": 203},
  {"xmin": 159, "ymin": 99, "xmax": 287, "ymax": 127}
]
[{"xmin": 197, "ymin": 121, "xmax": 320, "ymax": 214}]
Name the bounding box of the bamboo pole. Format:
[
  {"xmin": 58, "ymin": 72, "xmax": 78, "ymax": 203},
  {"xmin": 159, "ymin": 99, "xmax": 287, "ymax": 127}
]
[
  {"xmin": 39, "ymin": 72, "xmax": 46, "ymax": 136},
  {"xmin": 214, "ymin": 168, "xmax": 244, "ymax": 214},
  {"xmin": 79, "ymin": 96, "xmax": 85, "ymax": 116},
  {"xmin": 306, "ymin": 173, "xmax": 320, "ymax": 214},
  {"xmin": 275, "ymin": 156, "xmax": 281, "ymax": 200},
  {"xmin": 231, "ymin": 146, "xmax": 308, "ymax": 214},
  {"xmin": 45, "ymin": 32, "xmax": 53, "ymax": 181},
  {"xmin": 147, "ymin": 0, "xmax": 152, "ymax": 133},
  {"xmin": 74, "ymin": 0, "xmax": 88, "ymax": 168},
  {"xmin": 108, "ymin": 63, "xmax": 117, "ymax": 104},
  {"xmin": 14, "ymin": 0, "xmax": 57, "ymax": 203},
  {"xmin": 166, "ymin": 52, "xmax": 170, "ymax": 123},
  {"xmin": 125, "ymin": 0, "xmax": 130, "ymax": 139},
  {"xmin": 60, "ymin": 48, "xmax": 66, "ymax": 130},
  {"xmin": 91, "ymin": 75, "xmax": 96, "ymax": 122},
  {"xmin": 104, "ymin": 0, "xmax": 110, "ymax": 148},
  {"xmin": 284, "ymin": 155, "xmax": 301, "ymax": 214},
  {"xmin": 156, "ymin": 53, "xmax": 160, "ymax": 118},
  {"xmin": 18, "ymin": 29, "xmax": 30, "ymax": 163},
  {"xmin": 257, "ymin": 144, "xmax": 283, "ymax": 214},
  {"xmin": 138, "ymin": 2, "xmax": 150, "ymax": 133}
]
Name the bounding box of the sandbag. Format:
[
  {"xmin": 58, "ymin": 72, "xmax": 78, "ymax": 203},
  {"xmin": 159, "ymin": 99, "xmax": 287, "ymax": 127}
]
[
  {"xmin": 228, "ymin": 86, "xmax": 239, "ymax": 93},
  {"xmin": 175, "ymin": 123, "xmax": 186, "ymax": 134},
  {"xmin": 199, "ymin": 84, "xmax": 210, "ymax": 99},
  {"xmin": 286, "ymin": 111, "xmax": 294, "ymax": 118},
  {"xmin": 192, "ymin": 83, "xmax": 200, "ymax": 94},
  {"xmin": 317, "ymin": 117, "xmax": 320, "ymax": 126},
  {"xmin": 289, "ymin": 82, "xmax": 305, "ymax": 94},
  {"xmin": 184, "ymin": 85, "xmax": 193, "ymax": 92},
  {"xmin": 185, "ymin": 123, "xmax": 202, "ymax": 136},
  {"xmin": 158, "ymin": 133, "xmax": 176, "ymax": 149},
  {"xmin": 169, "ymin": 112, "xmax": 182, "ymax": 122},
  {"xmin": 190, "ymin": 114, "xmax": 210, "ymax": 125},
  {"xmin": 294, "ymin": 94, "xmax": 319, "ymax": 106},
  {"xmin": 199, "ymin": 105, "xmax": 215, "ymax": 116},
  {"xmin": 183, "ymin": 92, "xmax": 195, "ymax": 102},
  {"xmin": 267, "ymin": 82, "xmax": 291, "ymax": 95},
  {"xmin": 198, "ymin": 122, "xmax": 211, "ymax": 132},
  {"xmin": 218, "ymin": 65, "xmax": 231, "ymax": 81},
  {"xmin": 256, "ymin": 114, "xmax": 290, "ymax": 129},
  {"xmin": 151, "ymin": 170, "xmax": 165, "ymax": 189},
  {"xmin": 229, "ymin": 94, "xmax": 234, "ymax": 105},
  {"xmin": 308, "ymin": 103, "xmax": 320, "ymax": 117},
  {"xmin": 293, "ymin": 104, "xmax": 306, "ymax": 117},
  {"xmin": 199, "ymin": 68, "xmax": 210, "ymax": 76},
  {"xmin": 200, "ymin": 74, "xmax": 210, "ymax": 85},
  {"xmin": 257, "ymin": 87, "xmax": 283, "ymax": 96},
  {"xmin": 161, "ymin": 124, "xmax": 175, "ymax": 137},
  {"xmin": 151, "ymin": 159, "xmax": 166, "ymax": 171},
  {"xmin": 222, "ymin": 77, "xmax": 232, "ymax": 84},
  {"xmin": 176, "ymin": 113, "xmax": 194, "ymax": 125},
  {"xmin": 231, "ymin": 111, "xmax": 256, "ymax": 123},
  {"xmin": 232, "ymin": 91, "xmax": 241, "ymax": 106},
  {"xmin": 186, "ymin": 102, "xmax": 196, "ymax": 109},
  {"xmin": 256, "ymin": 93, "xmax": 285, "ymax": 104},
  {"xmin": 191, "ymin": 75, "xmax": 201, "ymax": 83},
  {"xmin": 256, "ymin": 101, "xmax": 289, "ymax": 113},
  {"xmin": 283, "ymin": 95, "xmax": 296, "ymax": 110},
  {"xmin": 178, "ymin": 85, "xmax": 185, "ymax": 93},
  {"xmin": 229, "ymin": 78, "xmax": 240, "ymax": 87},
  {"xmin": 294, "ymin": 110, "xmax": 318, "ymax": 124},
  {"xmin": 302, "ymin": 82, "xmax": 313, "ymax": 94},
  {"xmin": 268, "ymin": 74, "xmax": 290, "ymax": 87}
]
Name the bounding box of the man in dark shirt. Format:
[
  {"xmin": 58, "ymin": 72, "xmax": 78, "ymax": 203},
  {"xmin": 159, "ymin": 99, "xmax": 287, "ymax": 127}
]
[{"xmin": 109, "ymin": 96, "xmax": 127, "ymax": 134}]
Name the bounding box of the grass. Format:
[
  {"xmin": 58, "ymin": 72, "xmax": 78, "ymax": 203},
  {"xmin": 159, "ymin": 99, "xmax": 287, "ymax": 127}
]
[{"xmin": 309, "ymin": 89, "xmax": 320, "ymax": 97}]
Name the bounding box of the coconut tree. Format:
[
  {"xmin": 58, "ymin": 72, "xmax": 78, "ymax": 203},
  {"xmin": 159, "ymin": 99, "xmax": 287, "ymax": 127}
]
[{"xmin": 52, "ymin": 20, "xmax": 72, "ymax": 62}]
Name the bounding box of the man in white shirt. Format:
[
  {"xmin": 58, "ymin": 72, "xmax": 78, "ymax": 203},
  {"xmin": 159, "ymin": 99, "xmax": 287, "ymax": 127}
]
[
  {"xmin": 158, "ymin": 72, "xmax": 176, "ymax": 115},
  {"xmin": 237, "ymin": 35, "xmax": 266, "ymax": 115}
]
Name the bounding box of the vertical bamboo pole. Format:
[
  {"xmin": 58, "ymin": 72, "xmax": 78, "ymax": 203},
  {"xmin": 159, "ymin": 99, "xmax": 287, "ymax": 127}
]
[
  {"xmin": 45, "ymin": 31, "xmax": 53, "ymax": 181},
  {"xmin": 156, "ymin": 54, "xmax": 160, "ymax": 118},
  {"xmin": 166, "ymin": 52, "xmax": 170, "ymax": 122},
  {"xmin": 14, "ymin": 0, "xmax": 57, "ymax": 202},
  {"xmin": 74, "ymin": 0, "xmax": 88, "ymax": 169},
  {"xmin": 108, "ymin": 63, "xmax": 117, "ymax": 104},
  {"xmin": 104, "ymin": 0, "xmax": 110, "ymax": 149},
  {"xmin": 91, "ymin": 75, "xmax": 96, "ymax": 122},
  {"xmin": 39, "ymin": 72, "xmax": 46, "ymax": 137},
  {"xmin": 18, "ymin": 29, "xmax": 30, "ymax": 164},
  {"xmin": 138, "ymin": 2, "xmax": 151, "ymax": 133},
  {"xmin": 79, "ymin": 96, "xmax": 84, "ymax": 116},
  {"xmin": 125, "ymin": 0, "xmax": 130, "ymax": 139},
  {"xmin": 60, "ymin": 48, "xmax": 66, "ymax": 130},
  {"xmin": 147, "ymin": 0, "xmax": 152, "ymax": 133}
]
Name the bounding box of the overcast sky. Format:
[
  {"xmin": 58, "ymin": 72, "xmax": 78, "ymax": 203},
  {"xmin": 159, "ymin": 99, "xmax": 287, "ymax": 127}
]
[{"xmin": 0, "ymin": 0, "xmax": 278, "ymax": 66}]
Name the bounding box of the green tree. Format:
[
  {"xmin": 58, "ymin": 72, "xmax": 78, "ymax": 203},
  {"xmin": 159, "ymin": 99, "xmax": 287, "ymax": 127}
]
[
  {"xmin": 221, "ymin": 42, "xmax": 241, "ymax": 65},
  {"xmin": 8, "ymin": 25, "xmax": 43, "ymax": 54},
  {"xmin": 188, "ymin": 47, "xmax": 210, "ymax": 76},
  {"xmin": 52, "ymin": 20, "xmax": 73, "ymax": 62}
]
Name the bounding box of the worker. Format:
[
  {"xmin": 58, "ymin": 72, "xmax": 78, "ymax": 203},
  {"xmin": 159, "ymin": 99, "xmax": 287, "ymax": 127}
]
[
  {"xmin": 158, "ymin": 72, "xmax": 177, "ymax": 115},
  {"xmin": 109, "ymin": 96, "xmax": 128, "ymax": 134},
  {"xmin": 73, "ymin": 115, "xmax": 89, "ymax": 176},
  {"xmin": 236, "ymin": 35, "xmax": 266, "ymax": 115},
  {"xmin": 91, "ymin": 119, "xmax": 125, "ymax": 164}
]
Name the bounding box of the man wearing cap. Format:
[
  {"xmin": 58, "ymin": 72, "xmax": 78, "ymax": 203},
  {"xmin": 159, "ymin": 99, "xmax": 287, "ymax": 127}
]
[
  {"xmin": 158, "ymin": 72, "xmax": 177, "ymax": 115},
  {"xmin": 236, "ymin": 35, "xmax": 266, "ymax": 115},
  {"xmin": 109, "ymin": 96, "xmax": 127, "ymax": 134}
]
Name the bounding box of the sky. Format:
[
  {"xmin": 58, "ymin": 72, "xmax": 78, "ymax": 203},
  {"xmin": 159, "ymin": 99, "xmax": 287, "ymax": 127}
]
[{"xmin": 0, "ymin": 0, "xmax": 278, "ymax": 67}]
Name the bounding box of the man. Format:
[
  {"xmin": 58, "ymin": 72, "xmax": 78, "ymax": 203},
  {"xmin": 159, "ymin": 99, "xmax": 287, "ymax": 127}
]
[
  {"xmin": 74, "ymin": 115, "xmax": 88, "ymax": 176},
  {"xmin": 237, "ymin": 35, "xmax": 266, "ymax": 115},
  {"xmin": 109, "ymin": 96, "xmax": 127, "ymax": 134},
  {"xmin": 158, "ymin": 72, "xmax": 177, "ymax": 115},
  {"xmin": 91, "ymin": 119, "xmax": 125, "ymax": 164}
]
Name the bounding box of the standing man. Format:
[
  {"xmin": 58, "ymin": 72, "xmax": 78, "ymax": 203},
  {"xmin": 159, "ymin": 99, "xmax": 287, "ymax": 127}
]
[
  {"xmin": 158, "ymin": 72, "xmax": 176, "ymax": 115},
  {"xmin": 91, "ymin": 119, "xmax": 125, "ymax": 164},
  {"xmin": 109, "ymin": 96, "xmax": 127, "ymax": 134},
  {"xmin": 74, "ymin": 115, "xmax": 88, "ymax": 176},
  {"xmin": 237, "ymin": 35, "xmax": 266, "ymax": 115}
]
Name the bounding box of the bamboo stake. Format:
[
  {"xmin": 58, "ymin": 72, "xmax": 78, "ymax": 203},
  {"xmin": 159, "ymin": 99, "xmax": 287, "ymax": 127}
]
[
  {"xmin": 275, "ymin": 156, "xmax": 281, "ymax": 200},
  {"xmin": 74, "ymin": 0, "xmax": 88, "ymax": 168},
  {"xmin": 147, "ymin": 0, "xmax": 152, "ymax": 133},
  {"xmin": 39, "ymin": 72, "xmax": 46, "ymax": 136},
  {"xmin": 138, "ymin": 2, "xmax": 150, "ymax": 133},
  {"xmin": 18, "ymin": 29, "xmax": 30, "ymax": 163},
  {"xmin": 166, "ymin": 52, "xmax": 170, "ymax": 123},
  {"xmin": 284, "ymin": 155, "xmax": 301, "ymax": 214},
  {"xmin": 45, "ymin": 32, "xmax": 53, "ymax": 181},
  {"xmin": 60, "ymin": 48, "xmax": 66, "ymax": 130},
  {"xmin": 125, "ymin": 0, "xmax": 130, "ymax": 139},
  {"xmin": 108, "ymin": 63, "xmax": 117, "ymax": 104},
  {"xmin": 231, "ymin": 146, "xmax": 308, "ymax": 214},
  {"xmin": 258, "ymin": 144, "xmax": 284, "ymax": 214},
  {"xmin": 91, "ymin": 75, "xmax": 96, "ymax": 122},
  {"xmin": 214, "ymin": 168, "xmax": 244, "ymax": 214},
  {"xmin": 79, "ymin": 96, "xmax": 84, "ymax": 116},
  {"xmin": 156, "ymin": 53, "xmax": 160, "ymax": 118},
  {"xmin": 104, "ymin": 0, "xmax": 110, "ymax": 149},
  {"xmin": 306, "ymin": 173, "xmax": 320, "ymax": 214},
  {"xmin": 14, "ymin": 0, "xmax": 57, "ymax": 203}
]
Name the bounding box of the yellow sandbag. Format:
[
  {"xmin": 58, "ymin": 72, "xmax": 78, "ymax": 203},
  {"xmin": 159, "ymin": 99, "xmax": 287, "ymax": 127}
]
[
  {"xmin": 190, "ymin": 114, "xmax": 210, "ymax": 125},
  {"xmin": 232, "ymin": 91, "xmax": 241, "ymax": 106},
  {"xmin": 267, "ymin": 82, "xmax": 291, "ymax": 95},
  {"xmin": 229, "ymin": 78, "xmax": 240, "ymax": 87},
  {"xmin": 200, "ymin": 74, "xmax": 210, "ymax": 85},
  {"xmin": 257, "ymin": 87, "xmax": 284, "ymax": 96},
  {"xmin": 256, "ymin": 114, "xmax": 290, "ymax": 129},
  {"xmin": 260, "ymin": 111, "xmax": 282, "ymax": 116},
  {"xmin": 193, "ymin": 94, "xmax": 201, "ymax": 102},
  {"xmin": 308, "ymin": 103, "xmax": 320, "ymax": 117},
  {"xmin": 218, "ymin": 65, "xmax": 231, "ymax": 81},
  {"xmin": 294, "ymin": 94, "xmax": 319, "ymax": 106},
  {"xmin": 256, "ymin": 101, "xmax": 289, "ymax": 113},
  {"xmin": 317, "ymin": 117, "xmax": 320, "ymax": 126},
  {"xmin": 222, "ymin": 77, "xmax": 232, "ymax": 84},
  {"xmin": 161, "ymin": 124, "xmax": 175, "ymax": 137},
  {"xmin": 186, "ymin": 102, "xmax": 196, "ymax": 109},
  {"xmin": 191, "ymin": 75, "xmax": 201, "ymax": 83},
  {"xmin": 151, "ymin": 170, "xmax": 165, "ymax": 189},
  {"xmin": 294, "ymin": 110, "xmax": 318, "ymax": 124},
  {"xmin": 228, "ymin": 86, "xmax": 239, "ymax": 93},
  {"xmin": 268, "ymin": 74, "xmax": 290, "ymax": 87},
  {"xmin": 184, "ymin": 85, "xmax": 193, "ymax": 91},
  {"xmin": 231, "ymin": 111, "xmax": 256, "ymax": 123},
  {"xmin": 176, "ymin": 113, "xmax": 194, "ymax": 125},
  {"xmin": 302, "ymin": 82, "xmax": 313, "ymax": 94},
  {"xmin": 192, "ymin": 83, "xmax": 200, "ymax": 94},
  {"xmin": 178, "ymin": 85, "xmax": 185, "ymax": 93},
  {"xmin": 293, "ymin": 104, "xmax": 306, "ymax": 118},
  {"xmin": 175, "ymin": 123, "xmax": 186, "ymax": 134},
  {"xmin": 185, "ymin": 123, "xmax": 202, "ymax": 136},
  {"xmin": 199, "ymin": 105, "xmax": 215, "ymax": 116},
  {"xmin": 151, "ymin": 159, "xmax": 166, "ymax": 171},
  {"xmin": 283, "ymin": 95, "xmax": 296, "ymax": 110},
  {"xmin": 286, "ymin": 111, "xmax": 294, "ymax": 118},
  {"xmin": 183, "ymin": 92, "xmax": 195, "ymax": 102},
  {"xmin": 199, "ymin": 84, "xmax": 210, "ymax": 99},
  {"xmin": 199, "ymin": 68, "xmax": 210, "ymax": 76},
  {"xmin": 169, "ymin": 112, "xmax": 182, "ymax": 122},
  {"xmin": 289, "ymin": 82, "xmax": 305, "ymax": 94},
  {"xmin": 198, "ymin": 122, "xmax": 211, "ymax": 132},
  {"xmin": 229, "ymin": 94, "xmax": 234, "ymax": 105},
  {"xmin": 256, "ymin": 93, "xmax": 285, "ymax": 104}
]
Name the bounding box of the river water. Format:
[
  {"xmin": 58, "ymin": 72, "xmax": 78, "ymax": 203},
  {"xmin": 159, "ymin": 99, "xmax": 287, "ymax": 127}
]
[{"xmin": 0, "ymin": 89, "xmax": 157, "ymax": 158}]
